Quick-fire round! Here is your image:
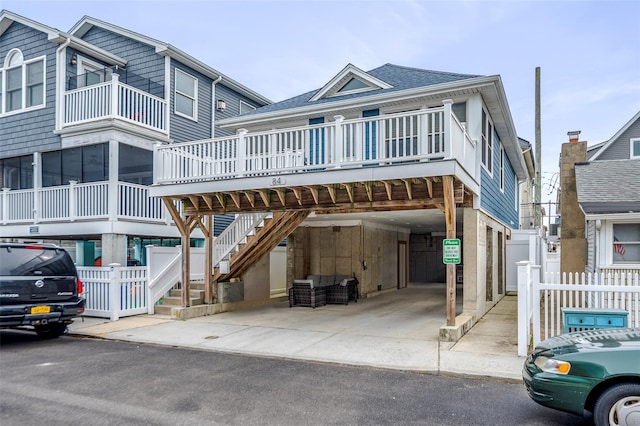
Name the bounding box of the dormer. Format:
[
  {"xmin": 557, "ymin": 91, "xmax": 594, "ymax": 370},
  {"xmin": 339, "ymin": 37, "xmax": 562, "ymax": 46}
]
[{"xmin": 309, "ymin": 63, "xmax": 393, "ymax": 101}]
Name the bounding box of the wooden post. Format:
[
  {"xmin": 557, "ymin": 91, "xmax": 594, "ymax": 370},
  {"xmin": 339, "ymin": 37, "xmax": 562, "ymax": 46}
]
[
  {"xmin": 181, "ymin": 231, "xmax": 191, "ymax": 307},
  {"xmin": 205, "ymin": 214, "xmax": 214, "ymax": 304},
  {"xmin": 443, "ymin": 175, "xmax": 456, "ymax": 326}
]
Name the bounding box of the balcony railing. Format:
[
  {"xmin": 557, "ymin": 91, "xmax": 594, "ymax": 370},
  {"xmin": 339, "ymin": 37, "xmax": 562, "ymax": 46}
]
[
  {"xmin": 154, "ymin": 103, "xmax": 476, "ymax": 185},
  {"xmin": 1, "ymin": 181, "xmax": 178, "ymax": 225},
  {"xmin": 63, "ymin": 74, "xmax": 167, "ymax": 134}
]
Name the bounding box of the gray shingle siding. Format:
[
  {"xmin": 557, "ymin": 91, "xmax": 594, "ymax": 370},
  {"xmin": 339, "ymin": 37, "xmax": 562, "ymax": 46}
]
[
  {"xmin": 480, "ymin": 129, "xmax": 519, "ymax": 228},
  {"xmin": 0, "ymin": 21, "xmax": 60, "ymax": 158},
  {"xmin": 214, "ymin": 84, "xmax": 264, "ymax": 138},
  {"xmin": 80, "ymin": 26, "xmax": 165, "ymax": 96},
  {"xmin": 595, "ymin": 118, "xmax": 640, "ymax": 160}
]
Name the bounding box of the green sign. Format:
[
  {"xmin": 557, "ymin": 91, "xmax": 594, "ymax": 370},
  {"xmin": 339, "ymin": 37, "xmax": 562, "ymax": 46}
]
[{"xmin": 443, "ymin": 239, "xmax": 461, "ymax": 264}]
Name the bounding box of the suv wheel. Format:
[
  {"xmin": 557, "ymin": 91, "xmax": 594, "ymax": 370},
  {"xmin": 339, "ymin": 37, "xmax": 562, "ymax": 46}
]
[{"xmin": 34, "ymin": 324, "xmax": 68, "ymax": 338}]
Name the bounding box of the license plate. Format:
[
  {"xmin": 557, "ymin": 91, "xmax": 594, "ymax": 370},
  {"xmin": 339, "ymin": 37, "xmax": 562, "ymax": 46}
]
[{"xmin": 31, "ymin": 306, "xmax": 51, "ymax": 314}]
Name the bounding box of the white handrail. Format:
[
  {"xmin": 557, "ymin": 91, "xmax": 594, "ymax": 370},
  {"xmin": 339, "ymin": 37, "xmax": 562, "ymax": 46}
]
[{"xmin": 214, "ymin": 213, "xmax": 270, "ymax": 267}]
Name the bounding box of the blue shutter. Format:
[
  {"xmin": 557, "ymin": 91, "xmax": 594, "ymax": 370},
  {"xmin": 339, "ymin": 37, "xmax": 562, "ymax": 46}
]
[
  {"xmin": 309, "ymin": 117, "xmax": 325, "ymax": 165},
  {"xmin": 363, "ymin": 109, "xmax": 379, "ymax": 160}
]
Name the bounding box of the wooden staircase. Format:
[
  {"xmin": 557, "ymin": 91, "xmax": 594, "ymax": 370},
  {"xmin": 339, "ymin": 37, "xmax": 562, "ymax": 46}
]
[
  {"xmin": 155, "ymin": 210, "xmax": 310, "ymax": 317},
  {"xmin": 213, "ymin": 210, "xmax": 310, "ymax": 282}
]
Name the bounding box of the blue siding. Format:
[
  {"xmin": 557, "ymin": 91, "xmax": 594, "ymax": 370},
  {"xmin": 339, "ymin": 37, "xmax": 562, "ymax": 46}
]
[
  {"xmin": 0, "ymin": 21, "xmax": 59, "ymax": 158},
  {"xmin": 214, "ymin": 84, "xmax": 265, "ymax": 138},
  {"xmin": 80, "ymin": 26, "xmax": 165, "ymax": 96},
  {"xmin": 170, "ymin": 60, "xmax": 212, "ymax": 143},
  {"xmin": 480, "ymin": 130, "xmax": 519, "ymax": 228}
]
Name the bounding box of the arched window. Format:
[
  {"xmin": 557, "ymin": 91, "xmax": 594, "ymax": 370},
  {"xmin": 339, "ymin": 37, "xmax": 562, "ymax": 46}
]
[{"xmin": 1, "ymin": 48, "xmax": 45, "ymax": 114}]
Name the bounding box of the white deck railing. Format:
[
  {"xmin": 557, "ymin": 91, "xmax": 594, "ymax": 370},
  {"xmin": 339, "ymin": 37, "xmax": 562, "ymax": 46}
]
[
  {"xmin": 64, "ymin": 74, "xmax": 167, "ymax": 134},
  {"xmin": 517, "ymin": 260, "xmax": 640, "ymax": 356},
  {"xmin": 154, "ymin": 104, "xmax": 476, "ymax": 185},
  {"xmin": 1, "ymin": 181, "xmax": 176, "ymax": 224}
]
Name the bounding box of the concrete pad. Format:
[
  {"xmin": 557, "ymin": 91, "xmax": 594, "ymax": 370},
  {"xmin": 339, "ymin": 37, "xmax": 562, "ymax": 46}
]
[
  {"xmin": 70, "ymin": 315, "xmax": 171, "ymax": 336},
  {"xmin": 439, "ymin": 350, "xmax": 524, "ymax": 381}
]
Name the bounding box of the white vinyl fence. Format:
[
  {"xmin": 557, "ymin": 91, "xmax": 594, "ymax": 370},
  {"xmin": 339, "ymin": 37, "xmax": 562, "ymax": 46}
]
[
  {"xmin": 517, "ymin": 261, "xmax": 640, "ymax": 356},
  {"xmin": 78, "ymin": 266, "xmax": 147, "ymax": 320}
]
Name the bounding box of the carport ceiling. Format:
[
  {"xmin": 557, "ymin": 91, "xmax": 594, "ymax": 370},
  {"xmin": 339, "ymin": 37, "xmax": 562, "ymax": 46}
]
[{"xmin": 302, "ymin": 208, "xmax": 463, "ymax": 234}]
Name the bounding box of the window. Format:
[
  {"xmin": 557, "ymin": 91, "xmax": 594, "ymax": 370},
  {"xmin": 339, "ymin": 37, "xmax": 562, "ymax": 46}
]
[
  {"xmin": 1, "ymin": 49, "xmax": 45, "ymax": 115},
  {"xmin": 481, "ymin": 108, "xmax": 493, "ymax": 173},
  {"xmin": 0, "ymin": 155, "xmax": 33, "ymax": 189},
  {"xmin": 612, "ymin": 223, "xmax": 640, "ymax": 264},
  {"xmin": 175, "ymin": 69, "xmax": 197, "ymax": 120},
  {"xmin": 632, "ymin": 138, "xmax": 640, "ymax": 158},
  {"xmin": 338, "ymin": 78, "xmax": 369, "ymax": 93},
  {"xmin": 500, "ymin": 145, "xmax": 505, "ymax": 191},
  {"xmin": 41, "ymin": 144, "xmax": 109, "ymax": 187},
  {"xmin": 239, "ymin": 101, "xmax": 256, "ymax": 115}
]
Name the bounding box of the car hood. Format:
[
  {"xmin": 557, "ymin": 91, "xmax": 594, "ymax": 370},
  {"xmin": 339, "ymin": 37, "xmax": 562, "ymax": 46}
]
[{"xmin": 534, "ymin": 328, "xmax": 640, "ymax": 356}]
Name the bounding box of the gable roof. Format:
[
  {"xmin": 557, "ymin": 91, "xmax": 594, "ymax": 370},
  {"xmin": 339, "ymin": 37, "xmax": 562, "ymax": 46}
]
[
  {"xmin": 575, "ymin": 159, "xmax": 640, "ymax": 214},
  {"xmin": 0, "ymin": 10, "xmax": 126, "ymax": 66},
  {"xmin": 309, "ymin": 63, "xmax": 393, "ymax": 101},
  {"xmin": 589, "ymin": 110, "xmax": 640, "ymax": 160},
  {"xmin": 69, "ymin": 15, "xmax": 271, "ymax": 106}
]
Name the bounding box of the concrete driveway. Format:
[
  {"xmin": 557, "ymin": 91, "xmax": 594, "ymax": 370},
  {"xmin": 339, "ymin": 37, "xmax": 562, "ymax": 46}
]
[{"xmin": 71, "ymin": 282, "xmax": 524, "ymax": 380}]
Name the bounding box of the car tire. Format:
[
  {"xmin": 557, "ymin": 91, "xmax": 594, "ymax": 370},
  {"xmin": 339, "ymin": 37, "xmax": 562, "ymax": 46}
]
[
  {"xmin": 593, "ymin": 383, "xmax": 640, "ymax": 426},
  {"xmin": 34, "ymin": 323, "xmax": 68, "ymax": 338}
]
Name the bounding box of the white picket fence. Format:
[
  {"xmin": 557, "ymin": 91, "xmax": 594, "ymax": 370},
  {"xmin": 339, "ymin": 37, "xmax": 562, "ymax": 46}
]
[
  {"xmin": 517, "ymin": 261, "xmax": 640, "ymax": 356},
  {"xmin": 78, "ymin": 266, "xmax": 148, "ymax": 320}
]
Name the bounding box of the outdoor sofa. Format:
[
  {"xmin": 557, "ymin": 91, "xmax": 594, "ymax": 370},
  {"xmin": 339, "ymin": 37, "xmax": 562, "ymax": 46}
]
[{"xmin": 289, "ymin": 274, "xmax": 359, "ymax": 308}]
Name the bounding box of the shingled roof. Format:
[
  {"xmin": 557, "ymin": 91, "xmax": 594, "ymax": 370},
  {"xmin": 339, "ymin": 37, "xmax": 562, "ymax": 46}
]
[
  {"xmin": 575, "ymin": 159, "xmax": 640, "ymax": 214},
  {"xmin": 238, "ymin": 64, "xmax": 481, "ymax": 116}
]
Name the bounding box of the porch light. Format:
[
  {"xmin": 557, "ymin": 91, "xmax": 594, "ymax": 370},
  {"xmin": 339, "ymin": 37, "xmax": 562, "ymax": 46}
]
[
  {"xmin": 70, "ymin": 54, "xmax": 77, "ymax": 65},
  {"xmin": 216, "ymin": 99, "xmax": 226, "ymax": 112}
]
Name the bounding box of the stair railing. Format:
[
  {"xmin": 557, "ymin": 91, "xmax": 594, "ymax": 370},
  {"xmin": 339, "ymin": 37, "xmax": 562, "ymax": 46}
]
[{"xmin": 213, "ymin": 213, "xmax": 270, "ymax": 267}]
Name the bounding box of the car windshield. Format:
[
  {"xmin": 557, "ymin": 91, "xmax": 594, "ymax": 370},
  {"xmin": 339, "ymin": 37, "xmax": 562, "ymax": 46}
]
[{"xmin": 0, "ymin": 246, "xmax": 76, "ymax": 276}]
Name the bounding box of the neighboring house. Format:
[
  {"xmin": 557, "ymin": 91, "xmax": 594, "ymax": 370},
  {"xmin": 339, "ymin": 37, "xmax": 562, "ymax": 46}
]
[
  {"xmin": 518, "ymin": 137, "xmax": 536, "ymax": 230},
  {"xmin": 577, "ymin": 111, "xmax": 640, "ymax": 276},
  {"xmin": 0, "ymin": 10, "xmax": 270, "ymax": 266},
  {"xmin": 150, "ymin": 63, "xmax": 530, "ymax": 338}
]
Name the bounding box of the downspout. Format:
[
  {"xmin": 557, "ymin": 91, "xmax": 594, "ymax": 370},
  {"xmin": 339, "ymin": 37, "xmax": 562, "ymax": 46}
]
[
  {"xmin": 55, "ymin": 38, "xmax": 71, "ymax": 131},
  {"xmin": 211, "ymin": 75, "xmax": 222, "ymax": 138}
]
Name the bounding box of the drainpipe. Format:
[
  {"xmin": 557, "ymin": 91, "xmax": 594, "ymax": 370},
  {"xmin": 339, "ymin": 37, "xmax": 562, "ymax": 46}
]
[
  {"xmin": 55, "ymin": 38, "xmax": 71, "ymax": 131},
  {"xmin": 211, "ymin": 75, "xmax": 222, "ymax": 138}
]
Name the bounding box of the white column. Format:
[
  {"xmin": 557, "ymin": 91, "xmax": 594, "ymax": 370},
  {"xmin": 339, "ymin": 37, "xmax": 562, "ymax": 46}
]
[
  {"xmin": 110, "ymin": 73, "xmax": 120, "ymax": 119},
  {"xmin": 333, "ymin": 115, "xmax": 344, "ymax": 168},
  {"xmin": 108, "ymin": 140, "xmax": 119, "ymax": 221},
  {"xmin": 516, "ymin": 260, "xmax": 531, "ymax": 356},
  {"xmin": 237, "ymin": 129, "xmax": 247, "ymax": 177},
  {"xmin": 68, "ymin": 180, "xmax": 78, "ymax": 222},
  {"xmin": 33, "ymin": 152, "xmax": 41, "ymax": 224},
  {"xmin": 442, "ymin": 99, "xmax": 453, "ymax": 160},
  {"xmin": 1, "ymin": 188, "xmax": 8, "ymax": 225}
]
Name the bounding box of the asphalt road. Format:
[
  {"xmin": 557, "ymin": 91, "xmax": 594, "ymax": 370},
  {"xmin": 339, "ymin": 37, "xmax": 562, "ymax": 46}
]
[{"xmin": 0, "ymin": 330, "xmax": 590, "ymax": 426}]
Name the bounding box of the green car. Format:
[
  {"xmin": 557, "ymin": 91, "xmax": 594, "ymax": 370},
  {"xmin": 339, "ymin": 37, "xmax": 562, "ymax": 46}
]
[{"xmin": 523, "ymin": 328, "xmax": 640, "ymax": 425}]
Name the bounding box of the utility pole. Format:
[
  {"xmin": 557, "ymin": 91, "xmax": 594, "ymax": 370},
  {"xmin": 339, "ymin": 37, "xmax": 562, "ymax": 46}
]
[{"xmin": 535, "ymin": 67, "xmax": 542, "ymax": 228}]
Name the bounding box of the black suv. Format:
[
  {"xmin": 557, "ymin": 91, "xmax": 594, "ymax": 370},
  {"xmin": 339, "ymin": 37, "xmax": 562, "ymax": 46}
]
[{"xmin": 0, "ymin": 243, "xmax": 85, "ymax": 338}]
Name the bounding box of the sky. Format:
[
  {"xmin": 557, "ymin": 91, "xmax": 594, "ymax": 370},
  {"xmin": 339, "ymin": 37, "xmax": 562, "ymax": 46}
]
[{"xmin": 2, "ymin": 0, "xmax": 639, "ymax": 210}]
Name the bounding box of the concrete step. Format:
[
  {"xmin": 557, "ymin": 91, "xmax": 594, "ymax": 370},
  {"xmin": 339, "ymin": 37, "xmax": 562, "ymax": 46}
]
[
  {"xmin": 153, "ymin": 303, "xmax": 217, "ymax": 320},
  {"xmin": 160, "ymin": 296, "xmax": 202, "ymax": 306},
  {"xmin": 170, "ymin": 289, "xmax": 205, "ymax": 299}
]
